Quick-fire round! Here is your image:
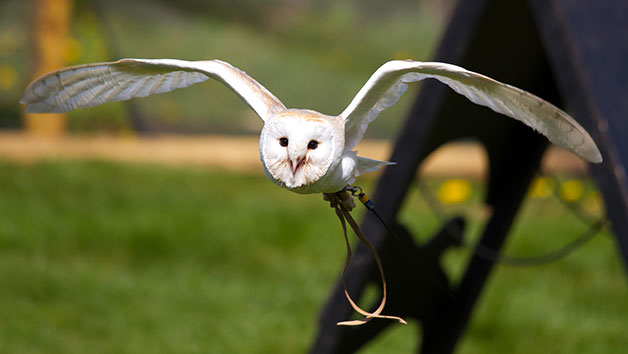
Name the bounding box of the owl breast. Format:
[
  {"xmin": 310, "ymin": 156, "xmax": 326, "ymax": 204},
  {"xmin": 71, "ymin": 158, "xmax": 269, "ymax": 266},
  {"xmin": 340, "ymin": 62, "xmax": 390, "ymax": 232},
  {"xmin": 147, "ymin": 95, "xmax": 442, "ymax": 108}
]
[{"xmin": 259, "ymin": 109, "xmax": 346, "ymax": 193}]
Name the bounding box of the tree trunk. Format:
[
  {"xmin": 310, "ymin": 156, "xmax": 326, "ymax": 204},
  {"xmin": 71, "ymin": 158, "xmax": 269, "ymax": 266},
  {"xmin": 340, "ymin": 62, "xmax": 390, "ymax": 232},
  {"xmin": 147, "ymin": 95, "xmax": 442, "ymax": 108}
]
[{"xmin": 23, "ymin": 0, "xmax": 73, "ymax": 136}]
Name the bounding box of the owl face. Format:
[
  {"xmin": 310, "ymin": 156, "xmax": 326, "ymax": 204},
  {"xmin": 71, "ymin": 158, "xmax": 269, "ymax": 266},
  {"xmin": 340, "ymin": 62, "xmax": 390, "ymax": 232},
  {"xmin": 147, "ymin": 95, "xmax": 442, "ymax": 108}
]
[{"xmin": 260, "ymin": 110, "xmax": 343, "ymax": 189}]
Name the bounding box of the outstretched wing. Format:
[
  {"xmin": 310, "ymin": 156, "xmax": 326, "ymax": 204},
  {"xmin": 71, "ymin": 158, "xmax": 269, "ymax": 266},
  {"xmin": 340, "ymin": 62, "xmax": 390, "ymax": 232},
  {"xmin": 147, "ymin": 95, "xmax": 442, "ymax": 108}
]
[
  {"xmin": 21, "ymin": 58, "xmax": 286, "ymax": 122},
  {"xmin": 340, "ymin": 60, "xmax": 602, "ymax": 163}
]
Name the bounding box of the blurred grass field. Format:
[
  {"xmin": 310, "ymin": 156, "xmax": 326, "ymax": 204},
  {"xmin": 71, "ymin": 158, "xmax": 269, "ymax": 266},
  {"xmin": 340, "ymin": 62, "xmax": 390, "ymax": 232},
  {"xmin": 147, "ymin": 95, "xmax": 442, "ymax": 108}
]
[{"xmin": 0, "ymin": 159, "xmax": 626, "ymax": 353}]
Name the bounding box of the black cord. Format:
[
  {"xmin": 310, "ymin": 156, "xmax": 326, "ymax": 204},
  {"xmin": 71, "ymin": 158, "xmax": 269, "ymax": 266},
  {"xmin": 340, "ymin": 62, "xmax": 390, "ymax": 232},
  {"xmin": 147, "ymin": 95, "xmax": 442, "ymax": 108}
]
[
  {"xmin": 368, "ymin": 207, "xmax": 457, "ymax": 300},
  {"xmin": 417, "ymin": 178, "xmax": 607, "ymax": 267},
  {"xmin": 346, "ymin": 186, "xmax": 457, "ymax": 300}
]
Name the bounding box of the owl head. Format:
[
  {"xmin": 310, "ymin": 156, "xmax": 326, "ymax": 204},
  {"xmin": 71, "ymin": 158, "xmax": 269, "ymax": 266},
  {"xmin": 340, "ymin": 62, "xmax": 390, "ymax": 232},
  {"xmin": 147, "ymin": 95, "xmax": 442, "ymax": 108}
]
[{"xmin": 260, "ymin": 110, "xmax": 344, "ymax": 190}]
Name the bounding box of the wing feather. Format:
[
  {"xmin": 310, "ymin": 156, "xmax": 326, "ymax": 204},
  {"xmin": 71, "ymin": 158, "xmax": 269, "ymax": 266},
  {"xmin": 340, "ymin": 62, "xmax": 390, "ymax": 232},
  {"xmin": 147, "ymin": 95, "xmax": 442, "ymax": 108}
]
[
  {"xmin": 341, "ymin": 60, "xmax": 602, "ymax": 163},
  {"xmin": 21, "ymin": 58, "xmax": 286, "ymax": 122}
]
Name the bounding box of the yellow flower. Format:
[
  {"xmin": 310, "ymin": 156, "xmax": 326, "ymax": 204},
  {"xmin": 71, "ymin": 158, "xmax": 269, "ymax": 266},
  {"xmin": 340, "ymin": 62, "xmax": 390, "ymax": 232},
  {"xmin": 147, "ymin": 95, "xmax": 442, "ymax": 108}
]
[
  {"xmin": 559, "ymin": 179, "xmax": 584, "ymax": 202},
  {"xmin": 528, "ymin": 177, "xmax": 555, "ymax": 199},
  {"xmin": 438, "ymin": 179, "xmax": 472, "ymax": 204},
  {"xmin": 583, "ymin": 191, "xmax": 604, "ymax": 213}
]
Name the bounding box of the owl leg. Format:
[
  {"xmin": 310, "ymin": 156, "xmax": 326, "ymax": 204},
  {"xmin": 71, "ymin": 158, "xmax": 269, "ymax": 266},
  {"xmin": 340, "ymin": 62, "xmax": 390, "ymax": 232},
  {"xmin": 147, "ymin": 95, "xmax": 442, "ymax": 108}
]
[{"xmin": 323, "ymin": 190, "xmax": 356, "ymax": 211}]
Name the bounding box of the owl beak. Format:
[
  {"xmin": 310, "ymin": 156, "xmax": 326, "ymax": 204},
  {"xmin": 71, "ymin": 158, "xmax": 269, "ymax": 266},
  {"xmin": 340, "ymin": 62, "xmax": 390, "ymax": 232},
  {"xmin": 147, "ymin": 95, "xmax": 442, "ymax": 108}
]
[{"xmin": 289, "ymin": 155, "xmax": 306, "ymax": 175}]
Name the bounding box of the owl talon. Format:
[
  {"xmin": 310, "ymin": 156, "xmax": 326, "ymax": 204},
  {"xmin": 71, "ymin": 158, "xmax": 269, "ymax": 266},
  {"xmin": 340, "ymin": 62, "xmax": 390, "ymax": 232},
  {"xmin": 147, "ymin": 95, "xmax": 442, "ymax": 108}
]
[
  {"xmin": 324, "ymin": 191, "xmax": 356, "ymax": 211},
  {"xmin": 340, "ymin": 193, "xmax": 356, "ymax": 211}
]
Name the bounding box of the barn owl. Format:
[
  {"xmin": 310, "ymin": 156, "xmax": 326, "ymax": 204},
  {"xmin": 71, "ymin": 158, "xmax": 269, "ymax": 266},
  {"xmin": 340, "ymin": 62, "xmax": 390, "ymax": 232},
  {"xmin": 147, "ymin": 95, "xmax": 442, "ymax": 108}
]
[{"xmin": 21, "ymin": 59, "xmax": 603, "ymax": 195}]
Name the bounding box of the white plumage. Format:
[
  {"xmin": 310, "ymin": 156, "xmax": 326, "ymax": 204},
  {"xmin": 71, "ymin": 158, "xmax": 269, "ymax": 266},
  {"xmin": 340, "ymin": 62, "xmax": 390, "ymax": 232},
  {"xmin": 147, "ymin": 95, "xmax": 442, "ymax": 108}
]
[{"xmin": 21, "ymin": 58, "xmax": 602, "ymax": 194}]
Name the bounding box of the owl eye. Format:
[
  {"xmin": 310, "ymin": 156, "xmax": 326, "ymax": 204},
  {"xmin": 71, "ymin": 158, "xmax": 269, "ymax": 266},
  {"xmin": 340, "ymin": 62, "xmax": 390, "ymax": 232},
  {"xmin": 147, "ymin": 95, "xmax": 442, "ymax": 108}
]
[
  {"xmin": 279, "ymin": 137, "xmax": 289, "ymax": 147},
  {"xmin": 307, "ymin": 140, "xmax": 319, "ymax": 150}
]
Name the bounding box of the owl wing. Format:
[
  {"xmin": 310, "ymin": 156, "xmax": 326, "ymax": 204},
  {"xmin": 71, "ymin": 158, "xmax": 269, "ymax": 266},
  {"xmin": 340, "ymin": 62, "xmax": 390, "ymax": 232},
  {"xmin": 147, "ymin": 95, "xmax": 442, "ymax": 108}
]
[
  {"xmin": 340, "ymin": 60, "xmax": 602, "ymax": 163},
  {"xmin": 21, "ymin": 58, "xmax": 286, "ymax": 122}
]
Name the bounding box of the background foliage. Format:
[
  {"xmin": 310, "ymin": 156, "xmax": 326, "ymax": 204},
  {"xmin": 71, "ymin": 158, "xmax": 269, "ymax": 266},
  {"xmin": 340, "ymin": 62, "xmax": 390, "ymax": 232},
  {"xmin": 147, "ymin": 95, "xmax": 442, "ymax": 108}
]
[{"xmin": 1, "ymin": 0, "xmax": 451, "ymax": 136}]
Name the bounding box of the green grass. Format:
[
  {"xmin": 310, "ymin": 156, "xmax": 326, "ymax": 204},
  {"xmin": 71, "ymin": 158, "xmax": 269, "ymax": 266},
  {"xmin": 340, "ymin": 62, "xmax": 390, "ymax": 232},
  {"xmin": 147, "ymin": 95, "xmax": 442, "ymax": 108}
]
[{"xmin": 0, "ymin": 160, "xmax": 626, "ymax": 353}]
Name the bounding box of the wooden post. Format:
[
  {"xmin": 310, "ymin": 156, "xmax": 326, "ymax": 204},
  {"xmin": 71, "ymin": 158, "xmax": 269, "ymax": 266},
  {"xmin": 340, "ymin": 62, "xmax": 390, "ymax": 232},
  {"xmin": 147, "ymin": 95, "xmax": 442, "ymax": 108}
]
[{"xmin": 23, "ymin": 0, "xmax": 73, "ymax": 136}]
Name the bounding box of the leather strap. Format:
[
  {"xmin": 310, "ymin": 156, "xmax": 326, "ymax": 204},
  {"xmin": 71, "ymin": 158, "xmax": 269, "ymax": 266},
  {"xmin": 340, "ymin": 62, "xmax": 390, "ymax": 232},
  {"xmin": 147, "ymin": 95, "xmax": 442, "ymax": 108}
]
[{"xmin": 328, "ymin": 192, "xmax": 407, "ymax": 326}]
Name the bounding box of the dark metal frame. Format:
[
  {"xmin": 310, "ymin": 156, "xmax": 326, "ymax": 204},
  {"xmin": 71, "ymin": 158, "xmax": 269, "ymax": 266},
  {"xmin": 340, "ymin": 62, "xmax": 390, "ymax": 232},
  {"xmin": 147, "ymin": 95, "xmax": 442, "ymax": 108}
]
[{"xmin": 311, "ymin": 0, "xmax": 628, "ymax": 352}]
